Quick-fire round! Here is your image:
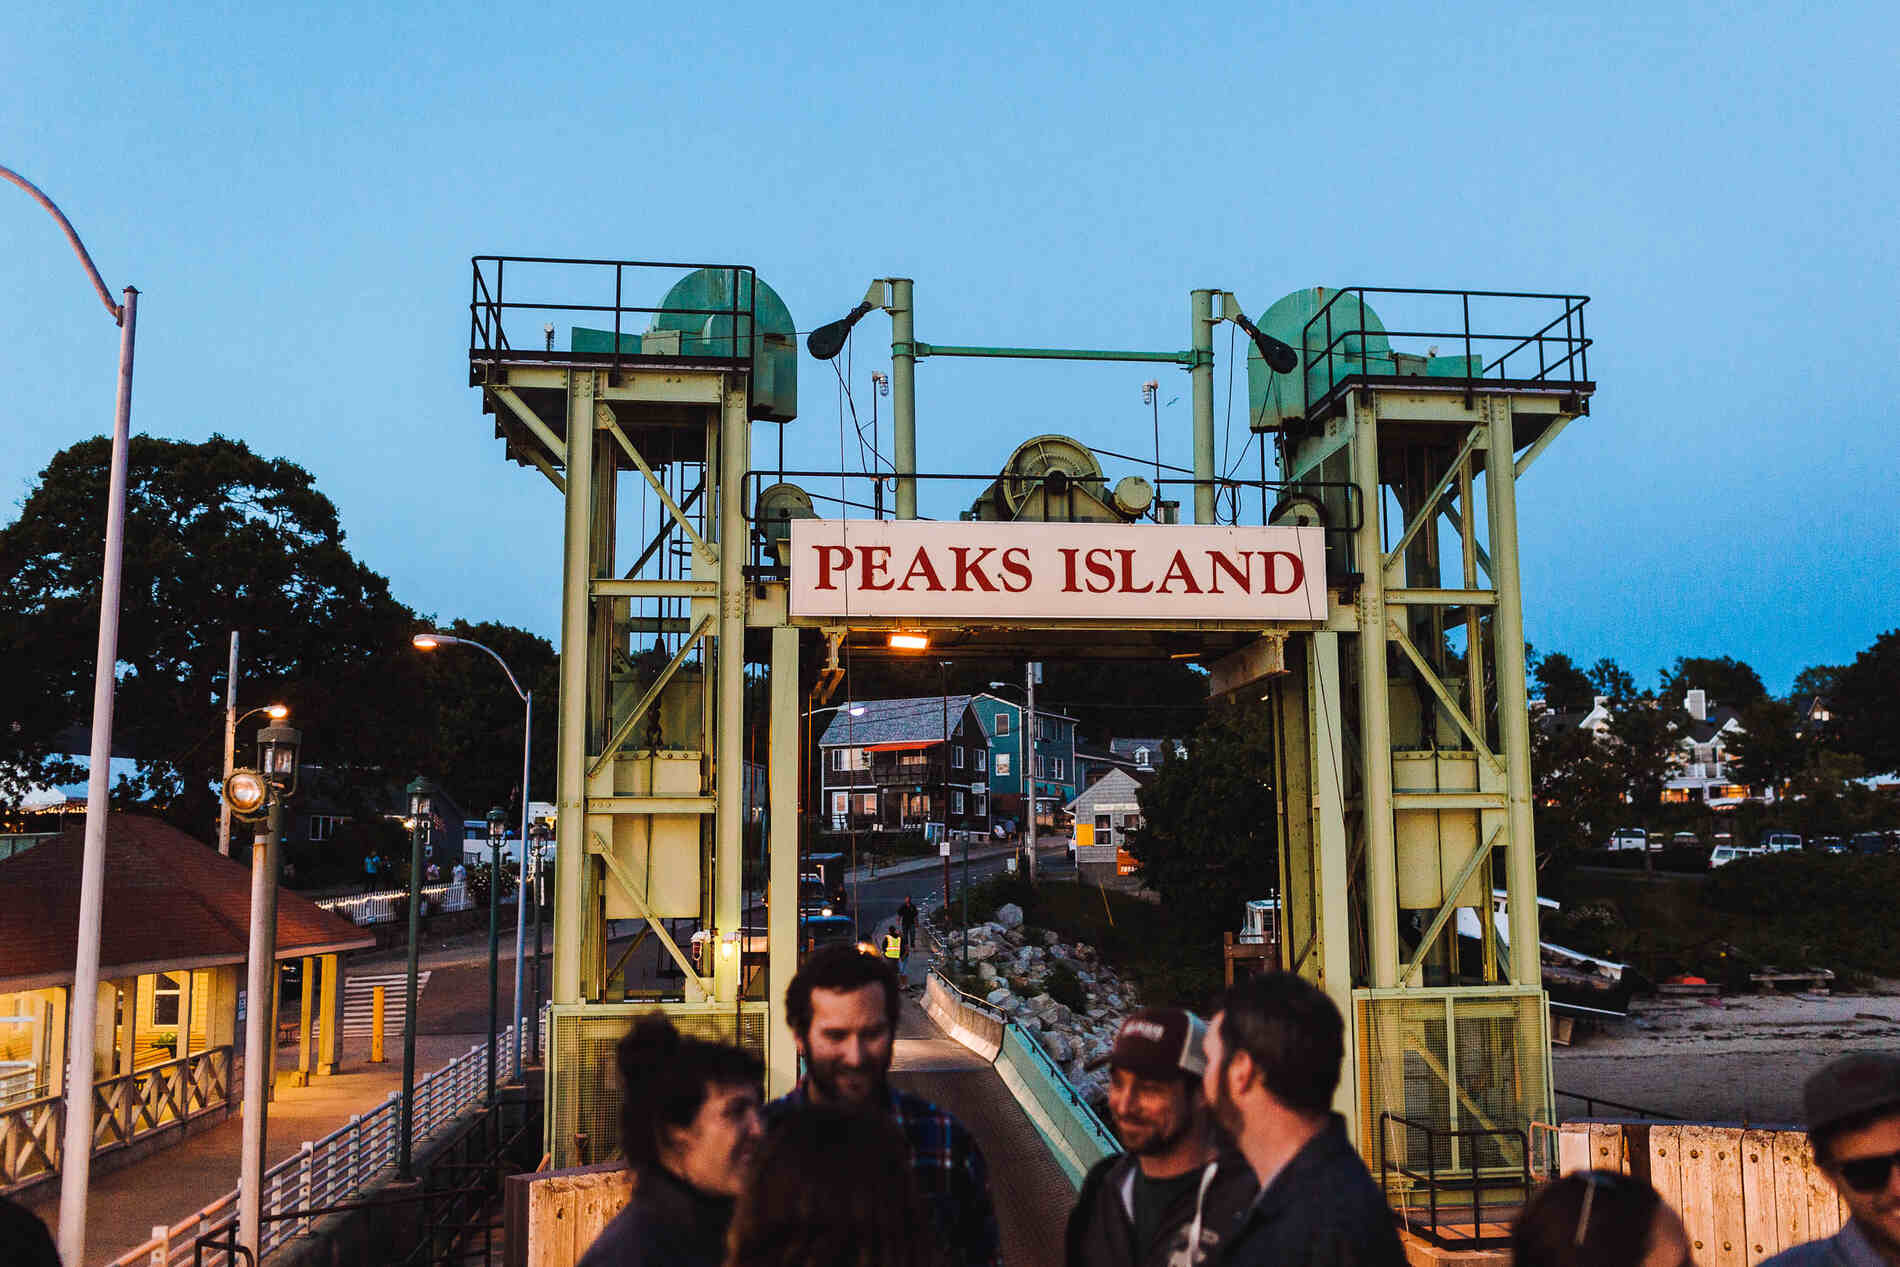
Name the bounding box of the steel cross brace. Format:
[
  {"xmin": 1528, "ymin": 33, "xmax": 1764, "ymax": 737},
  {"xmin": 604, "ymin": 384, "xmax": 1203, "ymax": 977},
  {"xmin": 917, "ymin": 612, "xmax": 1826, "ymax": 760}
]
[
  {"xmin": 587, "ymin": 612, "xmax": 714, "ymax": 781},
  {"xmin": 1382, "ymin": 425, "xmax": 1487, "ymax": 575},
  {"xmin": 597, "ymin": 405, "xmax": 711, "ymax": 560},
  {"xmin": 588, "ymin": 831, "xmax": 708, "ymax": 994},
  {"xmin": 1397, "ymin": 824, "xmax": 1503, "ymax": 988},
  {"xmin": 1386, "ymin": 621, "xmax": 1506, "ymax": 777}
]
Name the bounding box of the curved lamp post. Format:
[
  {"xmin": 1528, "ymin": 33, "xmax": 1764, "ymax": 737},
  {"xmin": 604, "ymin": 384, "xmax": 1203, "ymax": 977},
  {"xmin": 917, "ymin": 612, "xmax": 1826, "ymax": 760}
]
[
  {"xmin": 5, "ymin": 163, "xmax": 140, "ymax": 1267},
  {"xmin": 413, "ymin": 632, "xmax": 532, "ymax": 1079}
]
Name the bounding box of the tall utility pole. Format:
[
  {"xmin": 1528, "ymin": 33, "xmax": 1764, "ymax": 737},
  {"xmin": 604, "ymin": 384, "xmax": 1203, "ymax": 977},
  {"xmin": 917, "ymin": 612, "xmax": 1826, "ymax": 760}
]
[
  {"xmin": 5, "ymin": 163, "xmax": 140, "ymax": 1267},
  {"xmin": 219, "ymin": 631, "xmax": 239, "ymax": 855},
  {"xmin": 1024, "ymin": 661, "xmax": 1039, "ymax": 882}
]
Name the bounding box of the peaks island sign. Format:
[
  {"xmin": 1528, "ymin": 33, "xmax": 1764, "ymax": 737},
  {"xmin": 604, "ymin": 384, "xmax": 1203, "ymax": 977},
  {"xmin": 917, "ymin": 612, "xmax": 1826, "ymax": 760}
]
[{"xmin": 788, "ymin": 520, "xmax": 1327, "ymax": 623}]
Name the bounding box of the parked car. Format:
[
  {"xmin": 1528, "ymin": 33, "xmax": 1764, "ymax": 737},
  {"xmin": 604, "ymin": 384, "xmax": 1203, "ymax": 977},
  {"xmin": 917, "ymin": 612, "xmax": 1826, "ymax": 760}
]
[
  {"xmin": 1709, "ymin": 844, "xmax": 1766, "ymax": 868},
  {"xmin": 1851, "ymin": 832, "xmax": 1888, "ymax": 856},
  {"xmin": 1606, "ymin": 827, "xmax": 1650, "ymax": 852},
  {"xmin": 1671, "ymin": 831, "xmax": 1699, "ymax": 847},
  {"xmin": 1760, "ymin": 832, "xmax": 1803, "ymax": 853},
  {"xmin": 1815, "ymin": 835, "xmax": 1846, "ymax": 854}
]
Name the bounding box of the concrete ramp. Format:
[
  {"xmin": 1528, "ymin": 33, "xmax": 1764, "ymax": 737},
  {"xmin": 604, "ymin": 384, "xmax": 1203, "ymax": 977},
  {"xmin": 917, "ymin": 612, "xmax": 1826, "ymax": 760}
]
[{"xmin": 891, "ymin": 996, "xmax": 1078, "ymax": 1267}]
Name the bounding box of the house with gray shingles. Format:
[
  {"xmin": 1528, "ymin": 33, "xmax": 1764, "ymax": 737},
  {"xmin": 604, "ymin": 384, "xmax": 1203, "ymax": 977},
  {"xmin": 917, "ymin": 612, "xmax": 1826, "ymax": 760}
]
[
  {"xmin": 817, "ymin": 696, "xmax": 991, "ymax": 840},
  {"xmin": 1065, "ymin": 768, "xmax": 1151, "ymax": 882}
]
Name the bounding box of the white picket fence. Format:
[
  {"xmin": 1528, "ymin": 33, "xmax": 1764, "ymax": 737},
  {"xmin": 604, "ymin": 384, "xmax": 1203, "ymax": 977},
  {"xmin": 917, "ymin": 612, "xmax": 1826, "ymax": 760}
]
[{"xmin": 105, "ymin": 1023, "xmax": 518, "ymax": 1267}]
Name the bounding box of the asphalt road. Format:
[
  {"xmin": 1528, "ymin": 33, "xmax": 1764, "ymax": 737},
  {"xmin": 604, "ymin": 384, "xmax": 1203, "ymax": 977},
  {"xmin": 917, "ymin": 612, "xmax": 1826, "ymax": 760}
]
[{"xmin": 852, "ymin": 843, "xmax": 1073, "ymax": 945}]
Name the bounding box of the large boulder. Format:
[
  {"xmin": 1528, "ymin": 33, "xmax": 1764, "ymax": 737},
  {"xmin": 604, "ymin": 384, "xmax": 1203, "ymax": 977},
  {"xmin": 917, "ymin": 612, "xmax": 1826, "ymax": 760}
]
[
  {"xmin": 985, "ymin": 986, "xmax": 1015, "ymax": 1008},
  {"xmin": 1042, "ymin": 1031, "xmax": 1073, "ymax": 1062},
  {"xmin": 977, "ymin": 962, "xmax": 998, "ymax": 982},
  {"xmin": 996, "ymin": 903, "xmax": 1025, "ymax": 929},
  {"xmin": 1042, "ymin": 930, "xmax": 1060, "ymax": 946},
  {"xmin": 964, "ymin": 941, "xmax": 998, "ymax": 962}
]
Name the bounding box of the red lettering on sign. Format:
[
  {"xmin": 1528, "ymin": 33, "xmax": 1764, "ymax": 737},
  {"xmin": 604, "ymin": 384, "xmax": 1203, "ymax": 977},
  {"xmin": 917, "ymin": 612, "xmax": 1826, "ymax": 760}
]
[
  {"xmin": 951, "ymin": 546, "xmax": 999, "ymax": 592},
  {"xmin": 1156, "ymin": 550, "xmax": 1202, "ymax": 595},
  {"xmin": 1116, "ymin": 549, "xmax": 1154, "ymax": 594},
  {"xmin": 816, "ymin": 545, "xmax": 853, "ymax": 590},
  {"xmin": 1206, "ymin": 550, "xmax": 1251, "ymax": 595},
  {"xmin": 897, "ymin": 548, "xmax": 945, "ymax": 591},
  {"xmin": 1084, "ymin": 549, "xmax": 1116, "ymax": 594},
  {"xmin": 1260, "ymin": 550, "xmax": 1305, "ymax": 595},
  {"xmin": 860, "ymin": 545, "xmax": 893, "ymax": 591},
  {"xmin": 1001, "ymin": 547, "xmax": 1032, "ymax": 593},
  {"xmin": 1058, "ymin": 548, "xmax": 1081, "ymax": 592}
]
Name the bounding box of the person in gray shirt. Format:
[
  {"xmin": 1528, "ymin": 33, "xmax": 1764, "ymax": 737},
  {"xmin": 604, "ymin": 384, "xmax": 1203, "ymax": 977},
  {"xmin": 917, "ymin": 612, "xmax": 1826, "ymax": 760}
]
[{"xmin": 1762, "ymin": 1053, "xmax": 1900, "ymax": 1266}]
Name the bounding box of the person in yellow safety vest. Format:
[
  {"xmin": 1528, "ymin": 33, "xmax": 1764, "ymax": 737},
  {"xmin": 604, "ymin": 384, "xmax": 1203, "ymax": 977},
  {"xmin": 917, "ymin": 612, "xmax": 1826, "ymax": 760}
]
[{"xmin": 883, "ymin": 925, "xmax": 903, "ymax": 962}]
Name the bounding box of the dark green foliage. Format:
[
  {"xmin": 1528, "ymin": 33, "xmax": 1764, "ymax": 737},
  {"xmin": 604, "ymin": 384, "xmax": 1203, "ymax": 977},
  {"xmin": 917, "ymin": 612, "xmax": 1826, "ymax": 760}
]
[
  {"xmin": 1534, "ymin": 651, "xmax": 1596, "ymax": 711},
  {"xmin": 1727, "ymin": 696, "xmax": 1807, "ymax": 792},
  {"xmin": 1791, "ymin": 664, "xmax": 1845, "ymax": 699},
  {"xmin": 1833, "ymin": 630, "xmax": 1900, "ymax": 776},
  {"xmin": 1702, "ymin": 853, "xmax": 1900, "ymax": 978},
  {"xmin": 1659, "ymin": 656, "xmax": 1767, "ymax": 709},
  {"xmin": 465, "ymin": 859, "xmax": 518, "ymax": 906}
]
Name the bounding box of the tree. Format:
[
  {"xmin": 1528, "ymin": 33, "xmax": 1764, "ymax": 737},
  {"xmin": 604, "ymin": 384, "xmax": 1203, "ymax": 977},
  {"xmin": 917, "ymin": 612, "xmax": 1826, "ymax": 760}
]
[
  {"xmin": 1530, "ymin": 704, "xmax": 1623, "ymax": 860},
  {"xmin": 1727, "ymin": 697, "xmax": 1807, "ymax": 795},
  {"xmin": 1533, "ymin": 651, "xmax": 1596, "ymax": 711},
  {"xmin": 418, "ymin": 619, "xmax": 557, "ymax": 817},
  {"xmin": 1659, "ymin": 656, "xmax": 1766, "ymax": 710},
  {"xmin": 1127, "ymin": 701, "xmax": 1277, "ymax": 929},
  {"xmin": 1791, "ymin": 664, "xmax": 1845, "ymax": 698},
  {"xmin": 1591, "ymin": 658, "xmax": 1678, "ymax": 811},
  {"xmin": 1831, "ymin": 631, "xmax": 1900, "ymax": 776}
]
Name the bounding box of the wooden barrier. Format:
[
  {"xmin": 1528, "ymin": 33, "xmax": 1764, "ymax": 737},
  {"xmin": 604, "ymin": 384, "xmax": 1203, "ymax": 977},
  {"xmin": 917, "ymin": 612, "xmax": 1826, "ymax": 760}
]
[
  {"xmin": 505, "ymin": 1163, "xmax": 633, "ymax": 1267},
  {"xmin": 1555, "ymin": 1122, "xmax": 1847, "ymax": 1265}
]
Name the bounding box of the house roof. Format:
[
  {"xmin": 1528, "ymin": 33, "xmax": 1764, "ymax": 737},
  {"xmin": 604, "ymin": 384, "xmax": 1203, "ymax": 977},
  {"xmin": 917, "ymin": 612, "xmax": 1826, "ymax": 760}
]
[
  {"xmin": 0, "ymin": 814, "xmax": 376, "ymax": 991},
  {"xmin": 1681, "ymin": 704, "xmax": 1744, "ymax": 745},
  {"xmin": 818, "ymin": 696, "xmax": 983, "ymax": 747},
  {"xmin": 1066, "ymin": 767, "xmax": 1149, "ymax": 813}
]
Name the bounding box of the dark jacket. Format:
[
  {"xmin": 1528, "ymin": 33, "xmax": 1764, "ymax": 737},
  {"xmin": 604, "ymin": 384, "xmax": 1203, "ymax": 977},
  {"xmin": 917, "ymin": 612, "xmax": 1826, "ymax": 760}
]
[
  {"xmin": 576, "ymin": 1166, "xmax": 734, "ymax": 1267},
  {"xmin": 1216, "ymin": 1116, "xmax": 1403, "ymax": 1267},
  {"xmin": 1066, "ymin": 1145, "xmax": 1257, "ymax": 1267}
]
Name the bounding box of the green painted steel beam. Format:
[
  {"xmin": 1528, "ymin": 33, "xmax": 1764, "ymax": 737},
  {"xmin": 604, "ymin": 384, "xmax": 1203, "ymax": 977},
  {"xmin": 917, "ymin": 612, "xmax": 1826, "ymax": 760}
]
[{"xmin": 899, "ymin": 341, "xmax": 1202, "ymax": 366}]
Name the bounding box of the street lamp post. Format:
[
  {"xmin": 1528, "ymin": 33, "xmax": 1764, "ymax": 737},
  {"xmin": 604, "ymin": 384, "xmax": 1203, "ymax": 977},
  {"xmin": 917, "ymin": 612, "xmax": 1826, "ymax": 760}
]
[
  {"xmin": 529, "ymin": 825, "xmax": 548, "ymax": 1060},
  {"xmin": 397, "ymin": 777, "xmax": 435, "ymax": 1181},
  {"xmin": 5, "ymin": 163, "xmax": 141, "ymax": 1267},
  {"xmin": 413, "ymin": 632, "xmax": 532, "ymax": 1080},
  {"xmin": 485, "ymin": 807, "xmax": 505, "ymax": 1104},
  {"xmin": 805, "ymin": 702, "xmax": 865, "ymax": 935},
  {"xmin": 225, "ymin": 725, "xmax": 302, "ymax": 1261}
]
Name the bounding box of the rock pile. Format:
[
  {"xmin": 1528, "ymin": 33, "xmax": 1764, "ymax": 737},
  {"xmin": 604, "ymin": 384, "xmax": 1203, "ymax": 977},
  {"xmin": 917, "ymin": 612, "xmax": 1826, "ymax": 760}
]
[{"xmin": 937, "ymin": 902, "xmax": 1138, "ymax": 1101}]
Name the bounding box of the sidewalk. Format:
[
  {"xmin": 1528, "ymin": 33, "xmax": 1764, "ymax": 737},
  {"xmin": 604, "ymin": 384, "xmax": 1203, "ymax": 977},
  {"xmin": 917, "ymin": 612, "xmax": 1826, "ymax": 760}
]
[{"xmin": 18, "ymin": 1028, "xmax": 488, "ymax": 1266}]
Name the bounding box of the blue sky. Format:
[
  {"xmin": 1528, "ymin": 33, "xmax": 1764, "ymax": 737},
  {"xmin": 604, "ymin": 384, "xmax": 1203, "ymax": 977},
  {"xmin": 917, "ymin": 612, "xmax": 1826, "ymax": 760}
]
[{"xmin": 4, "ymin": 2, "xmax": 1895, "ymax": 695}]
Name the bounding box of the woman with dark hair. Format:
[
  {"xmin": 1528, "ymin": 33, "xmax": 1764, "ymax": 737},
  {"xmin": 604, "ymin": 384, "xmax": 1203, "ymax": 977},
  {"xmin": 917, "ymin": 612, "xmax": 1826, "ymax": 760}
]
[
  {"xmin": 1511, "ymin": 1171, "xmax": 1694, "ymax": 1267},
  {"xmin": 577, "ymin": 1016, "xmax": 764, "ymax": 1267},
  {"xmin": 725, "ymin": 1103, "xmax": 939, "ymax": 1267}
]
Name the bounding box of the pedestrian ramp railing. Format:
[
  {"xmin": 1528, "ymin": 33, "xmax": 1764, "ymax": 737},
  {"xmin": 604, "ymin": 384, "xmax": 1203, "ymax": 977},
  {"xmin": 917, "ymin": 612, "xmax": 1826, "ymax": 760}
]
[
  {"xmin": 315, "ymin": 882, "xmax": 471, "ymax": 926},
  {"xmin": 103, "ymin": 1023, "xmax": 517, "ymax": 1267},
  {"xmin": 1548, "ymin": 1119, "xmax": 1846, "ymax": 1266},
  {"xmin": 923, "ymin": 970, "xmax": 1118, "ymax": 1188}
]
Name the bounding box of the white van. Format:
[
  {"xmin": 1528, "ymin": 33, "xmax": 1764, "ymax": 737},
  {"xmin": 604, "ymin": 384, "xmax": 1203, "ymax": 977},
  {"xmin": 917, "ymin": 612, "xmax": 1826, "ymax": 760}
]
[
  {"xmin": 1710, "ymin": 844, "xmax": 1767, "ymax": 868},
  {"xmin": 1760, "ymin": 832, "xmax": 1803, "ymax": 853}
]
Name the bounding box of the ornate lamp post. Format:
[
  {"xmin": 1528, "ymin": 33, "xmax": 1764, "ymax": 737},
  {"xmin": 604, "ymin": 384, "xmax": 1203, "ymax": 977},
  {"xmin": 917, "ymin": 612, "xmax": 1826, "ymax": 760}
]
[
  {"xmin": 486, "ymin": 807, "xmax": 506, "ymax": 1103},
  {"xmin": 226, "ymin": 724, "xmax": 302, "ymax": 1261}
]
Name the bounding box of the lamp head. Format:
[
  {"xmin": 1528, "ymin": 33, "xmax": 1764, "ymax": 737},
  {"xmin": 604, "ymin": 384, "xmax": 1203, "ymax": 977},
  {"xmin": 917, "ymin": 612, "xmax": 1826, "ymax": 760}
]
[
  {"xmin": 887, "ymin": 632, "xmax": 930, "ymax": 651},
  {"xmin": 412, "ymin": 632, "xmax": 455, "ymax": 651},
  {"xmin": 807, "ymin": 301, "xmax": 875, "ymax": 361},
  {"xmin": 487, "ymin": 807, "xmax": 507, "ymax": 844},
  {"xmin": 256, "ymin": 725, "xmax": 302, "ymax": 796},
  {"xmin": 222, "ymin": 768, "xmax": 269, "ymax": 820},
  {"xmin": 265, "ymin": 704, "xmax": 289, "ymax": 720}
]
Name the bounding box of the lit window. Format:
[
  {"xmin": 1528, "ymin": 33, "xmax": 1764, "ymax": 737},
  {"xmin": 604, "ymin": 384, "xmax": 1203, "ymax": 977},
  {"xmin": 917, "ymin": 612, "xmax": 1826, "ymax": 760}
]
[{"xmin": 995, "ymin": 753, "xmax": 1011, "ymax": 777}]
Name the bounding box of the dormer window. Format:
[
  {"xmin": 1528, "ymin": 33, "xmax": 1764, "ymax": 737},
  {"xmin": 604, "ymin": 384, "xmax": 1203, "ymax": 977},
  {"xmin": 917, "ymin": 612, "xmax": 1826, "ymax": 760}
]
[{"xmin": 1135, "ymin": 747, "xmax": 1150, "ymax": 768}]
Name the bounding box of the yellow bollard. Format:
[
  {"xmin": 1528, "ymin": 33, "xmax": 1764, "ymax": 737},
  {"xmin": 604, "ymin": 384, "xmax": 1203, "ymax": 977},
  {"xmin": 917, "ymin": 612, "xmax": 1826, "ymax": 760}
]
[{"xmin": 370, "ymin": 985, "xmax": 386, "ymax": 1064}]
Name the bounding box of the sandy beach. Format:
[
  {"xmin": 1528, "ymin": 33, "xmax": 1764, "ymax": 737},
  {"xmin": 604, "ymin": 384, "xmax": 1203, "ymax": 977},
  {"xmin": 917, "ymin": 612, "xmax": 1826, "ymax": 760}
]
[{"xmin": 1553, "ymin": 985, "xmax": 1900, "ymax": 1125}]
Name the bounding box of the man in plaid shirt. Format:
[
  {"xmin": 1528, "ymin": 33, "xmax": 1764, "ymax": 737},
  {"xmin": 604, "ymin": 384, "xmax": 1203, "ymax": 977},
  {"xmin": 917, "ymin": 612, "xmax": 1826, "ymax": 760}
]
[{"xmin": 766, "ymin": 943, "xmax": 1000, "ymax": 1267}]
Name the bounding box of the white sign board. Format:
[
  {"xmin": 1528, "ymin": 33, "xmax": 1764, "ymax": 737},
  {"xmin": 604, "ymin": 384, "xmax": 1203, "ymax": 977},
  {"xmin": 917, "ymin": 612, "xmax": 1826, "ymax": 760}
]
[{"xmin": 788, "ymin": 521, "xmax": 1326, "ymax": 622}]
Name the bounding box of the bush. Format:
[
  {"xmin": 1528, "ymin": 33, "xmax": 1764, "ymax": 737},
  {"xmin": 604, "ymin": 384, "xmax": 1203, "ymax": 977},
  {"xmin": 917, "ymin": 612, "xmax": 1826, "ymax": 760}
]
[{"xmin": 1043, "ymin": 962, "xmax": 1088, "ymax": 1014}]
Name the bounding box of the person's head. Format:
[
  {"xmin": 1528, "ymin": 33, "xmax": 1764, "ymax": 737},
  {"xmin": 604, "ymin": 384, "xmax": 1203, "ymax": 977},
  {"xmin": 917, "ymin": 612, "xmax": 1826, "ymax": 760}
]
[
  {"xmin": 1201, "ymin": 973, "xmax": 1342, "ymax": 1138},
  {"xmin": 616, "ymin": 1015, "xmax": 764, "ymax": 1198},
  {"xmin": 784, "ymin": 942, "xmax": 901, "ymax": 1106},
  {"xmin": 1805, "ymin": 1053, "xmax": 1900, "ymax": 1254},
  {"xmin": 1104, "ymin": 1008, "xmax": 1210, "ymax": 1159},
  {"xmin": 1511, "ymin": 1172, "xmax": 1691, "ymax": 1267},
  {"xmin": 725, "ymin": 1103, "xmax": 934, "ymax": 1267}
]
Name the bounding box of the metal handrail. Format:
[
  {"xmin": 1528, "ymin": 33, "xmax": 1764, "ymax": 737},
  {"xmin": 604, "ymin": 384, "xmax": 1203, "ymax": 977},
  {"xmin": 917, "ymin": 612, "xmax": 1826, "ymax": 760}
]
[
  {"xmin": 1377, "ymin": 1110, "xmax": 1530, "ymax": 1248},
  {"xmin": 1300, "ymin": 287, "xmax": 1592, "ymax": 422}
]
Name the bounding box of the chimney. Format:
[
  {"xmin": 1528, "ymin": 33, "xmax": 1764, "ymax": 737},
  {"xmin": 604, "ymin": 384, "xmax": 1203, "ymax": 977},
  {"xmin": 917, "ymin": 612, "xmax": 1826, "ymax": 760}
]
[{"xmin": 1685, "ymin": 688, "xmax": 1707, "ymax": 721}]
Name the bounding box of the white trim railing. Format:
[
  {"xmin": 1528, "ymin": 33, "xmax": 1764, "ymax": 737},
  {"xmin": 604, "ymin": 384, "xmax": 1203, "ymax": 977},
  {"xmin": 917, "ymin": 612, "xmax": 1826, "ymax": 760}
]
[
  {"xmin": 314, "ymin": 881, "xmax": 472, "ymax": 926},
  {"xmin": 103, "ymin": 1024, "xmax": 517, "ymax": 1267}
]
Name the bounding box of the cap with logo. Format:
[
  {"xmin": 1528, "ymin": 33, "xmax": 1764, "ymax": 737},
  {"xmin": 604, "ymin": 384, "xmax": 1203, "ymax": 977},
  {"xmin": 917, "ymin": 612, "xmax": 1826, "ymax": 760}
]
[
  {"xmin": 1100, "ymin": 1007, "xmax": 1207, "ymax": 1081},
  {"xmin": 1804, "ymin": 1053, "xmax": 1900, "ymax": 1137}
]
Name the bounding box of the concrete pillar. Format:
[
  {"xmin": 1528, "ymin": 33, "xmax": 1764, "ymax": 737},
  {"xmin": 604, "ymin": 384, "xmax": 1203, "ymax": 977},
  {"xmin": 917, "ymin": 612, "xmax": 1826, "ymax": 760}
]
[{"xmin": 713, "ymin": 381, "xmax": 749, "ymax": 1001}]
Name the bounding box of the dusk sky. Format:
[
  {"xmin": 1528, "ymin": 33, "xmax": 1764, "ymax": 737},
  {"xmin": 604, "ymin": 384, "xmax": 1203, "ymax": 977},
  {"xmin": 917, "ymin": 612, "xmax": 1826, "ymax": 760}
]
[{"xmin": 5, "ymin": 2, "xmax": 1895, "ymax": 695}]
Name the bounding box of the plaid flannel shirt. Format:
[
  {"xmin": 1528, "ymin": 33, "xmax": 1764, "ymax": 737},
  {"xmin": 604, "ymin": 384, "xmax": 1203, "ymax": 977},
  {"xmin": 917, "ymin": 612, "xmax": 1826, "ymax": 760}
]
[{"xmin": 767, "ymin": 1081, "xmax": 1001, "ymax": 1267}]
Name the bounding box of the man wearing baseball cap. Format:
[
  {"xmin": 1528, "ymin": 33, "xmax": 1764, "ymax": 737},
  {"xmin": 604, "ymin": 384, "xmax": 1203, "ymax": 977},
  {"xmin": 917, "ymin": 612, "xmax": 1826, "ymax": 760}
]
[
  {"xmin": 1065, "ymin": 1008, "xmax": 1257, "ymax": 1267},
  {"xmin": 1762, "ymin": 1053, "xmax": 1900, "ymax": 1265}
]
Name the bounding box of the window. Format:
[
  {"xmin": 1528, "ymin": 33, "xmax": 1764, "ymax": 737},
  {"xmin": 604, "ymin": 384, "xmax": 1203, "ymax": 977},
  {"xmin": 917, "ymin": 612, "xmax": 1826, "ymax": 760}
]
[
  {"xmin": 994, "ymin": 714, "xmax": 1010, "ymax": 735},
  {"xmin": 153, "ymin": 972, "xmax": 183, "ymax": 1027},
  {"xmin": 995, "ymin": 752, "xmax": 1011, "ymax": 777},
  {"xmin": 1134, "ymin": 747, "xmax": 1151, "ymax": 768},
  {"xmin": 952, "ymin": 791, "xmax": 965, "ymax": 814},
  {"xmin": 898, "ymin": 750, "xmax": 929, "ymax": 768},
  {"xmin": 830, "ymin": 792, "xmax": 848, "ymax": 817},
  {"xmin": 976, "ymin": 750, "xmax": 987, "ymax": 773},
  {"xmin": 951, "ymin": 746, "xmax": 965, "ymax": 769},
  {"xmin": 309, "ymin": 815, "xmax": 341, "ymax": 842},
  {"xmin": 1037, "ymin": 754, "xmax": 1048, "ymax": 780},
  {"xmin": 857, "ymin": 792, "xmax": 877, "ymax": 815},
  {"xmin": 974, "ymin": 794, "xmax": 987, "ymax": 816},
  {"xmin": 1053, "ymin": 757, "xmax": 1066, "ymax": 781},
  {"xmin": 828, "ymin": 749, "xmax": 843, "ymax": 772},
  {"xmin": 829, "ymin": 748, "xmax": 869, "ymax": 772}
]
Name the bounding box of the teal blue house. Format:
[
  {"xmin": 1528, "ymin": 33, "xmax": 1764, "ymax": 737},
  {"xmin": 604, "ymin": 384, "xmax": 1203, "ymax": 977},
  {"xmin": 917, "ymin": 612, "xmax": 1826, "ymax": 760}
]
[{"xmin": 967, "ymin": 692, "xmax": 1078, "ymax": 831}]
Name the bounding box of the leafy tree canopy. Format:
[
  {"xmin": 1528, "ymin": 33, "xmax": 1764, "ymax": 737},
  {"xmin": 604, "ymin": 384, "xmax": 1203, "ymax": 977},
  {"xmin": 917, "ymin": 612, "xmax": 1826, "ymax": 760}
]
[
  {"xmin": 1791, "ymin": 664, "xmax": 1845, "ymax": 698},
  {"xmin": 1833, "ymin": 630, "xmax": 1900, "ymax": 775},
  {"xmin": 1659, "ymin": 655, "xmax": 1765, "ymax": 710},
  {"xmin": 1127, "ymin": 700, "xmax": 1277, "ymax": 927},
  {"xmin": 1533, "ymin": 651, "xmax": 1596, "ymax": 711}
]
